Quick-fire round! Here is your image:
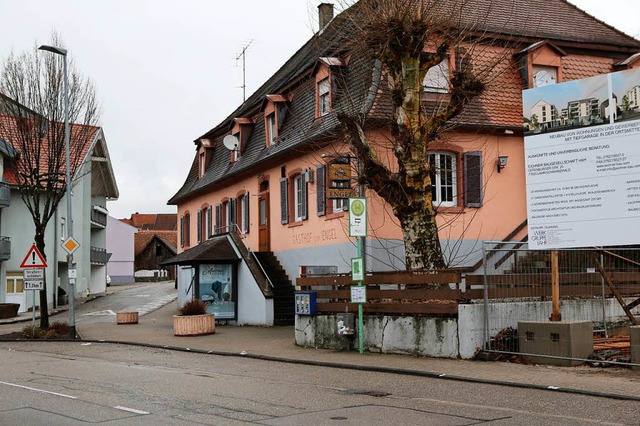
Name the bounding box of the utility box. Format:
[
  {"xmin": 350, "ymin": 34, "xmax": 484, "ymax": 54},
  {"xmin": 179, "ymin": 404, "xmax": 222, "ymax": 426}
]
[
  {"xmin": 631, "ymin": 326, "xmax": 640, "ymax": 371},
  {"xmin": 518, "ymin": 321, "xmax": 593, "ymax": 367},
  {"xmin": 294, "ymin": 292, "xmax": 317, "ymax": 316}
]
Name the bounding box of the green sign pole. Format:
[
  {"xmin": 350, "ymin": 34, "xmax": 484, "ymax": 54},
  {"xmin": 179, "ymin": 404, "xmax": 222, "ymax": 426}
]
[{"xmin": 357, "ymin": 237, "xmax": 364, "ymax": 354}]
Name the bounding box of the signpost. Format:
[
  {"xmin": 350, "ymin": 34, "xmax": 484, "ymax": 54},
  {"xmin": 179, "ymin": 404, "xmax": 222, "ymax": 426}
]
[
  {"xmin": 349, "ymin": 198, "xmax": 367, "ymax": 354},
  {"xmin": 20, "ymin": 245, "xmax": 48, "ymax": 325}
]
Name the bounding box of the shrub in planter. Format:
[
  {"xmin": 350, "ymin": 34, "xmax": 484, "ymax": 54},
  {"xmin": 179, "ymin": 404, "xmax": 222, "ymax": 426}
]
[
  {"xmin": 173, "ymin": 299, "xmax": 215, "ymax": 336},
  {"xmin": 178, "ymin": 299, "xmax": 208, "ymax": 316}
]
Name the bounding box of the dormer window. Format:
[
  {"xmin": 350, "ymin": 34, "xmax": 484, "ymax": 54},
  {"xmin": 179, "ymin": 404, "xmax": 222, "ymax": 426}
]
[
  {"xmin": 199, "ymin": 152, "xmax": 206, "ymax": 178},
  {"xmin": 231, "ymin": 132, "xmax": 240, "ymax": 162},
  {"xmin": 533, "ymin": 65, "xmax": 557, "ymax": 88},
  {"xmin": 424, "ymin": 57, "xmax": 450, "ymax": 93},
  {"xmin": 318, "ymin": 78, "xmax": 330, "ymax": 116},
  {"xmin": 266, "ymin": 113, "xmax": 276, "ymax": 146}
]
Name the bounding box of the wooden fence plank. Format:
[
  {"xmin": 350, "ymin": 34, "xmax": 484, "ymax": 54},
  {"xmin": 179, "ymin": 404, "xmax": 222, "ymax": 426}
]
[
  {"xmin": 316, "ymin": 302, "xmax": 458, "ymax": 315},
  {"xmin": 466, "ymin": 272, "xmax": 640, "ymax": 287},
  {"xmin": 298, "ymin": 272, "xmax": 461, "ymax": 287},
  {"xmin": 313, "ymin": 289, "xmax": 462, "ymax": 300}
]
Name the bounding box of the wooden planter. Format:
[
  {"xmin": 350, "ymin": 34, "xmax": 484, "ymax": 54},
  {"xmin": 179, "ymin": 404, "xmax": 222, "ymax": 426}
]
[
  {"xmin": 173, "ymin": 313, "xmax": 215, "ymax": 336},
  {"xmin": 116, "ymin": 311, "xmax": 139, "ymax": 324},
  {"xmin": 0, "ymin": 303, "xmax": 20, "ymax": 319}
]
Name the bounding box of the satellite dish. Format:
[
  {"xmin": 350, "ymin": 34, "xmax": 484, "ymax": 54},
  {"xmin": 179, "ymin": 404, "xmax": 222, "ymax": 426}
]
[{"xmin": 223, "ymin": 135, "xmax": 239, "ymax": 151}]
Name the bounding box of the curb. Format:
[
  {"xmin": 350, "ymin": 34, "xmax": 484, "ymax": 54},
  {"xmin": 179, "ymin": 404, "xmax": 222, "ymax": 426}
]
[{"xmin": 3, "ymin": 337, "xmax": 639, "ymax": 403}]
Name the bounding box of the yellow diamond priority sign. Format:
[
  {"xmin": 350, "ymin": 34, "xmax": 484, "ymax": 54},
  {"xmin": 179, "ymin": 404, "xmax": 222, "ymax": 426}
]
[{"xmin": 62, "ymin": 237, "xmax": 80, "ymax": 255}]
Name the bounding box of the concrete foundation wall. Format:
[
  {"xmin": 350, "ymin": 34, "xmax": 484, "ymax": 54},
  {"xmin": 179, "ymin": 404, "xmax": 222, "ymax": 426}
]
[
  {"xmin": 296, "ymin": 315, "xmax": 458, "ymax": 358},
  {"xmin": 457, "ymin": 298, "xmax": 640, "ymax": 359}
]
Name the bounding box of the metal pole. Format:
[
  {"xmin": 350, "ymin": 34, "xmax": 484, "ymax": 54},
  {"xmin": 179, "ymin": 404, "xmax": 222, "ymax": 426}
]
[
  {"xmin": 32, "ymin": 290, "xmax": 36, "ymax": 326},
  {"xmin": 482, "ymin": 244, "xmax": 489, "ymax": 350},
  {"xmin": 600, "ymin": 251, "xmax": 608, "ymax": 338},
  {"xmin": 357, "ymin": 237, "xmax": 364, "ymax": 355},
  {"xmin": 357, "ymin": 157, "xmax": 365, "ymax": 355},
  {"xmin": 63, "ymin": 54, "xmax": 76, "ymax": 339}
]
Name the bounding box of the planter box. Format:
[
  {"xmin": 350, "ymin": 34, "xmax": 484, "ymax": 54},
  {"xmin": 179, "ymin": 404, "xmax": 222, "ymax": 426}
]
[
  {"xmin": 0, "ymin": 303, "xmax": 20, "ymax": 319},
  {"xmin": 116, "ymin": 311, "xmax": 139, "ymax": 324},
  {"xmin": 173, "ymin": 313, "xmax": 215, "ymax": 336}
]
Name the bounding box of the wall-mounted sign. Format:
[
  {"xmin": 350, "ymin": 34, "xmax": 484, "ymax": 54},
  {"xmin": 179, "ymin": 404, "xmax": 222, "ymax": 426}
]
[
  {"xmin": 199, "ymin": 264, "xmax": 235, "ymax": 320},
  {"xmin": 328, "ymin": 188, "xmax": 356, "ymax": 199},
  {"xmin": 329, "ymin": 163, "xmax": 351, "ymax": 181}
]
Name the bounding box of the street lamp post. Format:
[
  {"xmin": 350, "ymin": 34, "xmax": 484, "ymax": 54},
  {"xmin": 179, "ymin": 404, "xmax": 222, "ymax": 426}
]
[{"xmin": 38, "ymin": 45, "xmax": 76, "ymax": 339}]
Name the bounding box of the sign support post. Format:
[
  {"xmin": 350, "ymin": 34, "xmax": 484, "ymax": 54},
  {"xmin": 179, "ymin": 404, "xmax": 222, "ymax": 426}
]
[{"xmin": 349, "ymin": 197, "xmax": 367, "ymax": 355}]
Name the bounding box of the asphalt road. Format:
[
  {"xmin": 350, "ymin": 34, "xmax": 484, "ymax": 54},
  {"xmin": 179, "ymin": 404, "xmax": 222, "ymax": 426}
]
[
  {"xmin": 0, "ymin": 342, "xmax": 637, "ymax": 425},
  {"xmin": 76, "ymin": 282, "xmax": 176, "ymax": 324}
]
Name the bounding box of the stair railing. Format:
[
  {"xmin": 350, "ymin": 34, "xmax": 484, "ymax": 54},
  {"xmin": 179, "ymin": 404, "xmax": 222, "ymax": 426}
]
[{"xmin": 249, "ymin": 250, "xmax": 275, "ymax": 289}]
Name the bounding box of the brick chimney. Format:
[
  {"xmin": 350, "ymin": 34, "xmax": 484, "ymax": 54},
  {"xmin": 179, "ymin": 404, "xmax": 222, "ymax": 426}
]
[{"xmin": 318, "ymin": 3, "xmax": 334, "ymax": 31}]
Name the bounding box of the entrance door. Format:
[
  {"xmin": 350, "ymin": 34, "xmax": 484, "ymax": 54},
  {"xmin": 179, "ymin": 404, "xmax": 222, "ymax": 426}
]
[
  {"xmin": 258, "ymin": 191, "xmax": 270, "ymax": 251},
  {"xmin": 6, "ymin": 272, "xmax": 26, "ymax": 313}
]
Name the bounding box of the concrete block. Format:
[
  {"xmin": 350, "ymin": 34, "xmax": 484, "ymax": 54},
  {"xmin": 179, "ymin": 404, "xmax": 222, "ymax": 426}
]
[
  {"xmin": 631, "ymin": 326, "xmax": 640, "ymax": 371},
  {"xmin": 518, "ymin": 321, "xmax": 593, "ymax": 367}
]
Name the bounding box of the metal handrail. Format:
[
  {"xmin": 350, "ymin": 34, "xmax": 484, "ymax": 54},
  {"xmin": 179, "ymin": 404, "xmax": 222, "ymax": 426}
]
[
  {"xmin": 212, "ymin": 223, "xmax": 246, "ymax": 239},
  {"xmin": 249, "ymin": 250, "xmax": 274, "ymax": 289}
]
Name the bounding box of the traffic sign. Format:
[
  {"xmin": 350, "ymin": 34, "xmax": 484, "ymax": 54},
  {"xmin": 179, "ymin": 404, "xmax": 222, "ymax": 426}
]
[
  {"xmin": 61, "ymin": 237, "xmax": 80, "ymax": 255},
  {"xmin": 20, "ymin": 244, "xmax": 48, "ymax": 268},
  {"xmin": 351, "ymin": 257, "xmax": 364, "ymax": 281},
  {"xmin": 24, "ymin": 281, "xmax": 44, "ymax": 291},
  {"xmin": 348, "ymin": 198, "xmax": 367, "ymax": 237},
  {"xmin": 23, "ymin": 268, "xmax": 44, "ymax": 291}
]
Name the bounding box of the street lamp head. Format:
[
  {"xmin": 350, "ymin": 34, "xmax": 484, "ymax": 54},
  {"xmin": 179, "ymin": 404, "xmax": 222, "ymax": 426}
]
[{"xmin": 38, "ymin": 45, "xmax": 67, "ymax": 56}]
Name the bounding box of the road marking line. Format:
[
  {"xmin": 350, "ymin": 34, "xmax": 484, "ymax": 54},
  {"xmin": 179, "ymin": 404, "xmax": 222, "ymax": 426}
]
[
  {"xmin": 0, "ymin": 380, "xmax": 76, "ymax": 399},
  {"xmin": 113, "ymin": 405, "xmax": 150, "ymax": 415}
]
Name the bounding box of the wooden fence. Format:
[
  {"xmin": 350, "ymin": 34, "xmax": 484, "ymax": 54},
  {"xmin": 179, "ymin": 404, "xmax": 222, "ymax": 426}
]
[
  {"xmin": 296, "ymin": 270, "xmax": 640, "ymax": 316},
  {"xmin": 297, "ymin": 271, "xmax": 462, "ymax": 316}
]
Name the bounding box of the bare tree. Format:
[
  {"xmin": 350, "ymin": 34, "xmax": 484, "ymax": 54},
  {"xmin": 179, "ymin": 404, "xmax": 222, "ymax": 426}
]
[
  {"xmin": 335, "ymin": 0, "xmax": 516, "ymax": 270},
  {"xmin": 0, "ymin": 34, "xmax": 99, "ymax": 328}
]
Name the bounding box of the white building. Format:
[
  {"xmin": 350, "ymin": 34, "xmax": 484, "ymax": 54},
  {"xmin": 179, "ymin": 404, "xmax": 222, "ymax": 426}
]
[
  {"xmin": 106, "ymin": 215, "xmax": 137, "ymax": 285},
  {"xmin": 0, "ymin": 122, "xmax": 118, "ymax": 313},
  {"xmin": 530, "ymin": 100, "xmax": 559, "ymax": 130}
]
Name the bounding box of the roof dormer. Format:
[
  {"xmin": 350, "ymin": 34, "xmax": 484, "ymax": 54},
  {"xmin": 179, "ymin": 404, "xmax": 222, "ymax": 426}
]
[
  {"xmin": 229, "ymin": 117, "xmax": 253, "ymax": 162},
  {"xmin": 263, "ymin": 94, "xmax": 289, "ymax": 147},
  {"xmin": 515, "ymin": 41, "xmax": 567, "ymax": 88}
]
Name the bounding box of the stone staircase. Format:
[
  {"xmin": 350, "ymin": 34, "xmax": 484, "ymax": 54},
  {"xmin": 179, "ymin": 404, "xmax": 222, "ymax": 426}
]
[{"xmin": 253, "ymin": 252, "xmax": 295, "ymax": 325}]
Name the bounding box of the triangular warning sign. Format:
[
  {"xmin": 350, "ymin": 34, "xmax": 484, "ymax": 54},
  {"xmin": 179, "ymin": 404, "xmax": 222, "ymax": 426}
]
[{"xmin": 20, "ymin": 244, "xmax": 48, "ymax": 269}]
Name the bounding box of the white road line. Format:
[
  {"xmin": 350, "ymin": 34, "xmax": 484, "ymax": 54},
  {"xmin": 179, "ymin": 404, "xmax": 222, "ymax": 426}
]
[
  {"xmin": 0, "ymin": 380, "xmax": 77, "ymax": 399},
  {"xmin": 113, "ymin": 405, "xmax": 150, "ymax": 415}
]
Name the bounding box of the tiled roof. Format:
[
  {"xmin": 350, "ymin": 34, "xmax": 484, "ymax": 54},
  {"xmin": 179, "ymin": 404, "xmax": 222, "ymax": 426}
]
[
  {"xmin": 134, "ymin": 230, "xmax": 178, "ymax": 257},
  {"xmin": 161, "ymin": 234, "xmax": 240, "ymax": 265},
  {"xmin": 0, "ymin": 114, "xmax": 99, "ymax": 185},
  {"xmin": 169, "ymin": 0, "xmax": 640, "ymax": 205},
  {"xmin": 123, "ymin": 213, "xmax": 177, "ymax": 230}
]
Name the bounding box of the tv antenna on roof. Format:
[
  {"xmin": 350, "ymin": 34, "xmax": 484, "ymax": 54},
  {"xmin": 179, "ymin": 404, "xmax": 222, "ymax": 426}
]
[{"xmin": 236, "ymin": 39, "xmax": 254, "ymax": 103}]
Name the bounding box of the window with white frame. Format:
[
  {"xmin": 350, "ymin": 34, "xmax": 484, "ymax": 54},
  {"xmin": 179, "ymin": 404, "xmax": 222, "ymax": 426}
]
[
  {"xmin": 428, "ymin": 152, "xmax": 457, "ymax": 207},
  {"xmin": 60, "ymin": 217, "xmax": 66, "ymax": 240},
  {"xmin": 533, "ymin": 65, "xmax": 557, "ymax": 88},
  {"xmin": 318, "ymin": 78, "xmax": 330, "ymax": 116},
  {"xmin": 267, "ymin": 114, "xmax": 276, "ymax": 146},
  {"xmin": 423, "ymin": 57, "xmax": 450, "ymax": 93},
  {"xmin": 239, "ymin": 193, "xmax": 249, "ymax": 233},
  {"xmin": 199, "ymin": 152, "xmax": 206, "ymax": 177},
  {"xmin": 294, "ymin": 174, "xmax": 305, "ymax": 221}
]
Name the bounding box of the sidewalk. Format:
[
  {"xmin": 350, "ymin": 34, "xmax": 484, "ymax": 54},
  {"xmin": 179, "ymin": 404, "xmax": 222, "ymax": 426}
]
[{"xmin": 70, "ymin": 300, "xmax": 640, "ymax": 400}]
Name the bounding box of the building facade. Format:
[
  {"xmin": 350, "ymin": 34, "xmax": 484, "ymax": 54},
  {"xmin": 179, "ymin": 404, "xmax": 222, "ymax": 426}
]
[{"xmin": 169, "ymin": 1, "xmax": 640, "ymax": 306}]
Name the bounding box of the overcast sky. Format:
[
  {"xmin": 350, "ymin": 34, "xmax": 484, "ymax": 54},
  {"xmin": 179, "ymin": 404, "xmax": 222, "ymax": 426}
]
[{"xmin": 1, "ymin": 1, "xmax": 638, "ymax": 219}]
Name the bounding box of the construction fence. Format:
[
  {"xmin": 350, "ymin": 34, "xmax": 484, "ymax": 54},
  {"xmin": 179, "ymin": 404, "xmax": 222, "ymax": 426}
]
[{"xmin": 477, "ymin": 242, "xmax": 640, "ymax": 367}]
